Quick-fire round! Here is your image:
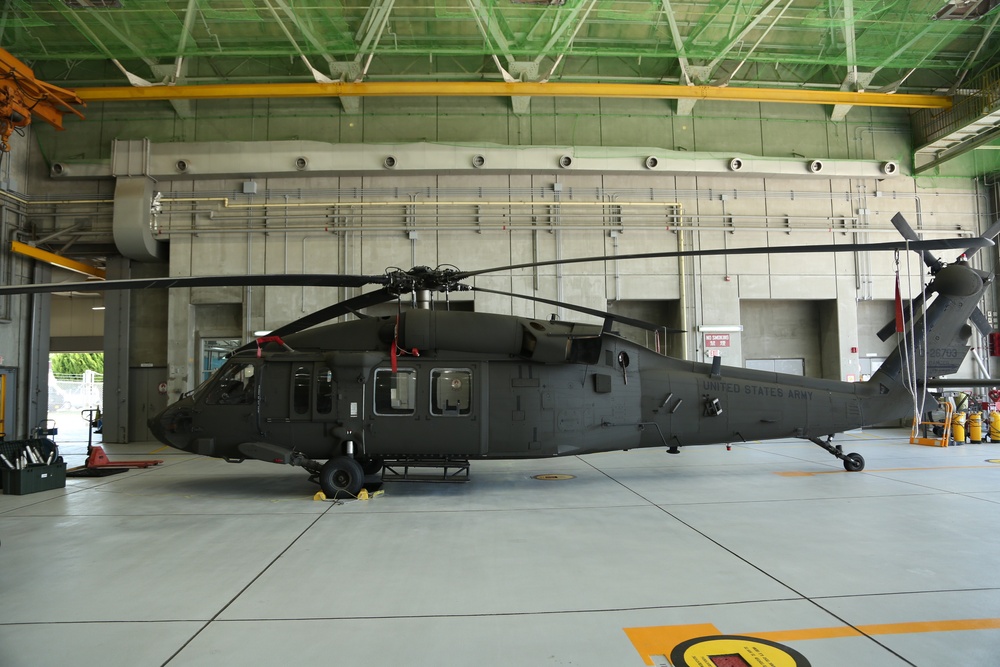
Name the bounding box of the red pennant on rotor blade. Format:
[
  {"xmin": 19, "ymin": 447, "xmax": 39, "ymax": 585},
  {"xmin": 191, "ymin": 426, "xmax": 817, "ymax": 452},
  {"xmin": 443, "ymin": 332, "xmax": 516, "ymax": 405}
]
[
  {"xmin": 255, "ymin": 335, "xmax": 290, "ymax": 358},
  {"xmin": 894, "ymin": 275, "xmax": 905, "ymax": 333}
]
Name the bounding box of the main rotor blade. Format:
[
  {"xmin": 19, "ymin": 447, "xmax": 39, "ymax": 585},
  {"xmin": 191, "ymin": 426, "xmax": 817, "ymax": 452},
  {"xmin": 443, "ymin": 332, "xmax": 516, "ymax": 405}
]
[
  {"xmin": 0, "ymin": 273, "xmax": 388, "ymax": 296},
  {"xmin": 470, "ymin": 285, "xmax": 684, "ymax": 334},
  {"xmin": 454, "ymin": 238, "xmax": 990, "ymax": 281},
  {"xmin": 269, "ymin": 288, "xmax": 397, "ymax": 339},
  {"xmin": 230, "ymin": 287, "xmax": 398, "ymax": 356}
]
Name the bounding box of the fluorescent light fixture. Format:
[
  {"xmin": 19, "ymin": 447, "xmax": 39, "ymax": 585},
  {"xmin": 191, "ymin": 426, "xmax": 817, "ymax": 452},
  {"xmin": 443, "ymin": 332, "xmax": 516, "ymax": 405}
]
[
  {"xmin": 697, "ymin": 325, "xmax": 743, "ymax": 333},
  {"xmin": 253, "ymin": 331, "xmax": 272, "ymax": 337},
  {"xmin": 92, "ymin": 306, "xmax": 106, "ymax": 311}
]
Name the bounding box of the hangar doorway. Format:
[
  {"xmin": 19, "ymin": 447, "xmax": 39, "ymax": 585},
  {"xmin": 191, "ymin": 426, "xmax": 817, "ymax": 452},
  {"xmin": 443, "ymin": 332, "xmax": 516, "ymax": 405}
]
[
  {"xmin": 740, "ymin": 300, "xmax": 839, "ymax": 380},
  {"xmin": 857, "ymin": 300, "xmax": 896, "ymax": 380}
]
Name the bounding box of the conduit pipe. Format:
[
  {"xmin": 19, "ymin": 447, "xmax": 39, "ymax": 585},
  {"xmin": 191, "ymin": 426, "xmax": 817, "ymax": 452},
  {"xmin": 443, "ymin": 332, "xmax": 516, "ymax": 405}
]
[{"xmin": 150, "ymin": 223, "xmax": 974, "ymax": 236}]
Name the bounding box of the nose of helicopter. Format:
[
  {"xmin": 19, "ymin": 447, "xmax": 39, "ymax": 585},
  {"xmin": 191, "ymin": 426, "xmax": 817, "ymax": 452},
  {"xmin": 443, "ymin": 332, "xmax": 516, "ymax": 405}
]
[{"xmin": 148, "ymin": 398, "xmax": 195, "ymax": 452}]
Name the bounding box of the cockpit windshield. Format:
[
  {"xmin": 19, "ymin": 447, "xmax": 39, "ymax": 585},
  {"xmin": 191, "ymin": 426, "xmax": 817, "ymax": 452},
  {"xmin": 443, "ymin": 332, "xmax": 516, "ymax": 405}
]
[{"xmin": 194, "ymin": 360, "xmax": 258, "ymax": 405}]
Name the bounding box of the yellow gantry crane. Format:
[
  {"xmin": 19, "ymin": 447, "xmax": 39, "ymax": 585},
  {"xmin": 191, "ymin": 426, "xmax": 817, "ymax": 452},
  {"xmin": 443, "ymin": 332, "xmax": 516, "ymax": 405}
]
[{"xmin": 0, "ymin": 48, "xmax": 85, "ymax": 152}]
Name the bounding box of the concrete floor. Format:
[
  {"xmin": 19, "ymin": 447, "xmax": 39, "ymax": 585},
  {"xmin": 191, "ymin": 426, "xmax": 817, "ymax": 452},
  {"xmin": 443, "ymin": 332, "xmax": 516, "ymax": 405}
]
[{"xmin": 2, "ymin": 427, "xmax": 1000, "ymax": 667}]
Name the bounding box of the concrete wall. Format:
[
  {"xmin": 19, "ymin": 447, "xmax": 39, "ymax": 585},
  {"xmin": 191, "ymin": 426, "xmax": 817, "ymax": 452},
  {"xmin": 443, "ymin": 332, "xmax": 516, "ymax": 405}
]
[{"xmin": 139, "ymin": 167, "xmax": 992, "ymax": 407}]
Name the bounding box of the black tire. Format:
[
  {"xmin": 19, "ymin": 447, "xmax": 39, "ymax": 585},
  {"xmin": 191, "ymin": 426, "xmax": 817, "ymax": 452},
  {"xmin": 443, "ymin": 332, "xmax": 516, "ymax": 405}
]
[
  {"xmin": 359, "ymin": 456, "xmax": 384, "ymax": 476},
  {"xmin": 843, "ymin": 452, "xmax": 865, "ymax": 472},
  {"xmin": 319, "ymin": 456, "xmax": 365, "ymax": 497}
]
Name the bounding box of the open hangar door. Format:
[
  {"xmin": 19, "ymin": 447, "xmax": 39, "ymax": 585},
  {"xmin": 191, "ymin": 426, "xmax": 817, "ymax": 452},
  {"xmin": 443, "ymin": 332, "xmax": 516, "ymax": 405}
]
[{"xmin": 740, "ymin": 300, "xmax": 840, "ymax": 380}]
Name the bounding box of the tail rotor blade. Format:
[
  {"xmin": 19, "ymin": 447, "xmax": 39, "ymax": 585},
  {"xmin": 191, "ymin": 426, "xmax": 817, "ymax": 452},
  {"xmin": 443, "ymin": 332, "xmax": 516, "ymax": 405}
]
[
  {"xmin": 877, "ymin": 289, "xmax": 930, "ymax": 341},
  {"xmin": 971, "ymin": 308, "xmax": 993, "ymax": 337},
  {"xmin": 966, "ymin": 218, "xmax": 1000, "ymax": 259},
  {"xmin": 890, "ymin": 212, "xmax": 945, "ymax": 273}
]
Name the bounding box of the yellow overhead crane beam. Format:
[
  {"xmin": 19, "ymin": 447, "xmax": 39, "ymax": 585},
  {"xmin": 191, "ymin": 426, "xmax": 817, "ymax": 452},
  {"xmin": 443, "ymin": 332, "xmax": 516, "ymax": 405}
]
[
  {"xmin": 10, "ymin": 241, "xmax": 106, "ymax": 280},
  {"xmin": 73, "ymin": 81, "xmax": 950, "ymax": 110}
]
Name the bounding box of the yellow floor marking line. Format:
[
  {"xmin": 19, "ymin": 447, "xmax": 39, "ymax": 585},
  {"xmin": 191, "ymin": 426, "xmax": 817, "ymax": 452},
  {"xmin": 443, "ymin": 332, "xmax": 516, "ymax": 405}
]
[
  {"xmin": 751, "ymin": 618, "xmax": 1000, "ymax": 642},
  {"xmin": 777, "ymin": 464, "xmax": 1000, "ymax": 477},
  {"xmin": 625, "ymin": 618, "xmax": 1000, "ymax": 665}
]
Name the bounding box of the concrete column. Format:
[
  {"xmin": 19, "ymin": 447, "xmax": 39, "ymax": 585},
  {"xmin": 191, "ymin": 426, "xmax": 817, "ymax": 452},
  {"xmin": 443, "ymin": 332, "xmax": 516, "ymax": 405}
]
[
  {"xmin": 103, "ymin": 256, "xmax": 131, "ymax": 443},
  {"xmin": 26, "ymin": 264, "xmax": 50, "ymax": 437}
]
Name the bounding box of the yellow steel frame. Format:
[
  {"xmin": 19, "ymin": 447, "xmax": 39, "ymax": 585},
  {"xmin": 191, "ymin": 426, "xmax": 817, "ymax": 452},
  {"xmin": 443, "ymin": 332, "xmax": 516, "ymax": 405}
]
[
  {"xmin": 10, "ymin": 240, "xmax": 106, "ymax": 279},
  {"xmin": 73, "ymin": 81, "xmax": 951, "ymax": 110},
  {"xmin": 910, "ymin": 401, "xmax": 953, "ymax": 447}
]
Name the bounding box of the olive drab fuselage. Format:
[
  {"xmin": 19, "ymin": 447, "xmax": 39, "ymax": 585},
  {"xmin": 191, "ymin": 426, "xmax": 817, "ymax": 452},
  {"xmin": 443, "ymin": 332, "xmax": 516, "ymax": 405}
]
[{"xmin": 150, "ymin": 309, "xmax": 916, "ymax": 464}]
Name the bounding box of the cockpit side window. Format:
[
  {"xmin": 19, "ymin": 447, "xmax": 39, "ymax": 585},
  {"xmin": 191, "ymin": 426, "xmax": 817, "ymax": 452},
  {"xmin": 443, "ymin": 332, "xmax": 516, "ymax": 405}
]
[{"xmin": 204, "ymin": 361, "xmax": 257, "ymax": 405}]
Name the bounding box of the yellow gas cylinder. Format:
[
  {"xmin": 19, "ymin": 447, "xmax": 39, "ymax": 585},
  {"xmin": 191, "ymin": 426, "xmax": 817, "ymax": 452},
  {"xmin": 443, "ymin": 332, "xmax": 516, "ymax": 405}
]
[
  {"xmin": 990, "ymin": 412, "xmax": 1000, "ymax": 442},
  {"xmin": 969, "ymin": 412, "xmax": 983, "ymax": 444},
  {"xmin": 952, "ymin": 412, "xmax": 966, "ymax": 444}
]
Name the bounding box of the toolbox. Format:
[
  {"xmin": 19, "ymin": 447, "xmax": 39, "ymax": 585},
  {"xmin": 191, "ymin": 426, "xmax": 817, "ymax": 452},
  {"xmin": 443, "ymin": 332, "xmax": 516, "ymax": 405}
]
[{"xmin": 0, "ymin": 438, "xmax": 66, "ymax": 495}]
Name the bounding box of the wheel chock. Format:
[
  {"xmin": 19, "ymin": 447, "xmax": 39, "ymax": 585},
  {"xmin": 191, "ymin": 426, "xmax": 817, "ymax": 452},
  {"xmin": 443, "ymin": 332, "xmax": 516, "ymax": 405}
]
[
  {"xmin": 313, "ymin": 491, "xmax": 327, "ymax": 501},
  {"xmin": 357, "ymin": 488, "xmax": 369, "ymax": 500}
]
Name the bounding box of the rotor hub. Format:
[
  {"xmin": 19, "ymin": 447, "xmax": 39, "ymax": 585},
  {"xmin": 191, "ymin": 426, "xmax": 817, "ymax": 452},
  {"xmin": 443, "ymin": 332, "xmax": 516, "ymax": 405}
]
[{"xmin": 384, "ymin": 266, "xmax": 468, "ymax": 296}]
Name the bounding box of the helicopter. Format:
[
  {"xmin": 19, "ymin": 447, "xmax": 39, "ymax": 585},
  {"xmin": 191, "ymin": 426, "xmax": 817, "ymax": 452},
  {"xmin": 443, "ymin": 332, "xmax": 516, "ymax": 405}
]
[{"xmin": 2, "ymin": 216, "xmax": 996, "ymax": 497}]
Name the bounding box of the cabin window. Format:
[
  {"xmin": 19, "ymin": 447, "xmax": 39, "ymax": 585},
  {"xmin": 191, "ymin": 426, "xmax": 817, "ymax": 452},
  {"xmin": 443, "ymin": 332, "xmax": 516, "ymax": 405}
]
[
  {"xmin": 204, "ymin": 361, "xmax": 256, "ymax": 405},
  {"xmin": 316, "ymin": 366, "xmax": 334, "ymax": 414},
  {"xmin": 373, "ymin": 368, "xmax": 417, "ymax": 415},
  {"xmin": 430, "ymin": 369, "xmax": 472, "ymax": 416},
  {"xmin": 293, "ymin": 366, "xmax": 311, "ymax": 415}
]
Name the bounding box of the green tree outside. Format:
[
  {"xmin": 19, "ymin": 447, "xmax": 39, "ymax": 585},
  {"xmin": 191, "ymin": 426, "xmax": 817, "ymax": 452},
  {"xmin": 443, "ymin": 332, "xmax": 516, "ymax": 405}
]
[{"xmin": 50, "ymin": 352, "xmax": 104, "ymax": 377}]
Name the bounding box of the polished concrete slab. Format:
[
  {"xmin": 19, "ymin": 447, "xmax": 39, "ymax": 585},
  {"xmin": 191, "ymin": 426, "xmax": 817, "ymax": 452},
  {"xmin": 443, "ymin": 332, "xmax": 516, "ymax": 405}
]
[{"xmin": 2, "ymin": 429, "xmax": 1000, "ymax": 666}]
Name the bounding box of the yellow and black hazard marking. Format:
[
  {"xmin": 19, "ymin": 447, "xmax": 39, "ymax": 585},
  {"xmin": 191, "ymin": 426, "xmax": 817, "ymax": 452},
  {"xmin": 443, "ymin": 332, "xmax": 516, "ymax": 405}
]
[
  {"xmin": 532, "ymin": 473, "xmax": 576, "ymax": 480},
  {"xmin": 625, "ymin": 618, "xmax": 1000, "ymax": 666},
  {"xmin": 669, "ymin": 635, "xmax": 809, "ymax": 667}
]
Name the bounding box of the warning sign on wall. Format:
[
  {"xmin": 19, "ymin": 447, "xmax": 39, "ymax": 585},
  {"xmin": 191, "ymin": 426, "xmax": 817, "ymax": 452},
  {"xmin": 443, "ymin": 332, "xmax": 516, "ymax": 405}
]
[{"xmin": 704, "ymin": 333, "xmax": 731, "ymax": 348}]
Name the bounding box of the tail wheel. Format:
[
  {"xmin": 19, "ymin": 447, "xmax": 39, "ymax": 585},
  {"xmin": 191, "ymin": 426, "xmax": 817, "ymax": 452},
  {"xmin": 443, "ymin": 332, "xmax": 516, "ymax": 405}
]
[
  {"xmin": 319, "ymin": 456, "xmax": 364, "ymax": 497},
  {"xmin": 843, "ymin": 453, "xmax": 865, "ymax": 472}
]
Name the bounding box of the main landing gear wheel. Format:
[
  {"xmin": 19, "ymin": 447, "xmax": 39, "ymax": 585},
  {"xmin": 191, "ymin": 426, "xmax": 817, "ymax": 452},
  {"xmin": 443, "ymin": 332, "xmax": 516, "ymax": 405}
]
[
  {"xmin": 319, "ymin": 456, "xmax": 364, "ymax": 497},
  {"xmin": 843, "ymin": 452, "xmax": 865, "ymax": 472}
]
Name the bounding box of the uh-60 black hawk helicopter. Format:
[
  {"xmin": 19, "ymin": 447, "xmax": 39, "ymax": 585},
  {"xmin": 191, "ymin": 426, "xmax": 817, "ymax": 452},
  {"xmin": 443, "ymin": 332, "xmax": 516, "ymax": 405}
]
[{"xmin": 3, "ymin": 213, "xmax": 997, "ymax": 497}]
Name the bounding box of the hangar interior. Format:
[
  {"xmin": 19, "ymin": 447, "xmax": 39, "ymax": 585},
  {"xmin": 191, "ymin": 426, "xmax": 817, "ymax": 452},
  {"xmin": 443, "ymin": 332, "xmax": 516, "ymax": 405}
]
[{"xmin": 2, "ymin": 2, "xmax": 1000, "ymax": 666}]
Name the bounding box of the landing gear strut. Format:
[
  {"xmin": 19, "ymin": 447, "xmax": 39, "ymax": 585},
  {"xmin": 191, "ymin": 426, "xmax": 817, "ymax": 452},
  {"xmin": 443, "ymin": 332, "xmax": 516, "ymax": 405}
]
[{"xmin": 806, "ymin": 436, "xmax": 865, "ymax": 472}]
